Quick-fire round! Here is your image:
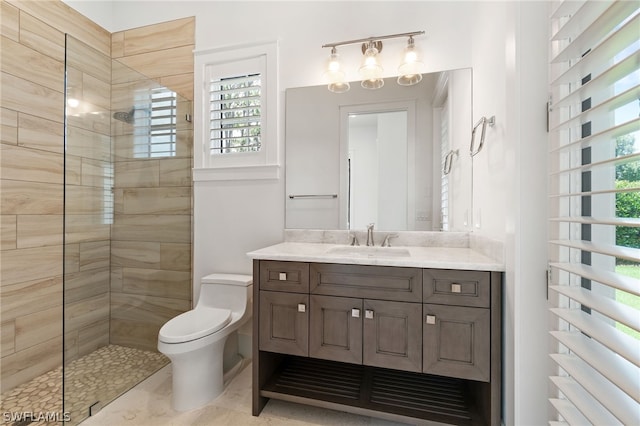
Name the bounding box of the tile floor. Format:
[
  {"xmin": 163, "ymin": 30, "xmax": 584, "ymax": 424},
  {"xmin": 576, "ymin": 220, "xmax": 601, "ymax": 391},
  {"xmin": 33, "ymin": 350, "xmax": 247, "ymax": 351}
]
[
  {"xmin": 0, "ymin": 345, "xmax": 168, "ymax": 426},
  {"xmin": 80, "ymin": 362, "xmax": 409, "ymax": 426}
]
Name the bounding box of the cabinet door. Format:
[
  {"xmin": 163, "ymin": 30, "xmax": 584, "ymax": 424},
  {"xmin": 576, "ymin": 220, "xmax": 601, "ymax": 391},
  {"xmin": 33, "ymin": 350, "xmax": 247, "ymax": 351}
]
[
  {"xmin": 259, "ymin": 291, "xmax": 308, "ymax": 356},
  {"xmin": 423, "ymin": 304, "xmax": 490, "ymax": 382},
  {"xmin": 363, "ymin": 299, "xmax": 422, "ymax": 372},
  {"xmin": 310, "ymin": 295, "xmax": 362, "ymax": 364}
]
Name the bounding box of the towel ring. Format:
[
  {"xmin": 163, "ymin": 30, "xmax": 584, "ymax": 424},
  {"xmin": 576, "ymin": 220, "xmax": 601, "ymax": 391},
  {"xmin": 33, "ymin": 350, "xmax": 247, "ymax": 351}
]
[
  {"xmin": 470, "ymin": 116, "xmax": 495, "ymax": 157},
  {"xmin": 443, "ymin": 149, "xmax": 459, "ymax": 176}
]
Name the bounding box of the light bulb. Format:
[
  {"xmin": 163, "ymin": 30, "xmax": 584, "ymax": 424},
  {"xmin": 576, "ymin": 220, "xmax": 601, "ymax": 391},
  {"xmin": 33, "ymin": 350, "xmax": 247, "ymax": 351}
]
[
  {"xmin": 324, "ymin": 47, "xmax": 350, "ymax": 93},
  {"xmin": 398, "ymin": 36, "xmax": 424, "ymax": 86},
  {"xmin": 359, "ymin": 42, "xmax": 384, "ymax": 89}
]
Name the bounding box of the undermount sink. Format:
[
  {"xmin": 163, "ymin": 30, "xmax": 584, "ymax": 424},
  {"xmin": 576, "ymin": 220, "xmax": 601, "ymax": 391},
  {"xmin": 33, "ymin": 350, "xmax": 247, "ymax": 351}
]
[{"xmin": 326, "ymin": 245, "xmax": 411, "ymax": 258}]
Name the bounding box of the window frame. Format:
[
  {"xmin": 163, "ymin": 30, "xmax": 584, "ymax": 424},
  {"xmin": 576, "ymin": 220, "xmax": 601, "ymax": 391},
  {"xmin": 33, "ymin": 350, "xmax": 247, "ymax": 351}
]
[{"xmin": 193, "ymin": 41, "xmax": 279, "ymax": 181}]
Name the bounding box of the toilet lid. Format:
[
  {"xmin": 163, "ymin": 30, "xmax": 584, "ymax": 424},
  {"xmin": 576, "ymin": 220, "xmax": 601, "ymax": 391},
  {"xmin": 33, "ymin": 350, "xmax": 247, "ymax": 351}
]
[{"xmin": 159, "ymin": 307, "xmax": 232, "ymax": 343}]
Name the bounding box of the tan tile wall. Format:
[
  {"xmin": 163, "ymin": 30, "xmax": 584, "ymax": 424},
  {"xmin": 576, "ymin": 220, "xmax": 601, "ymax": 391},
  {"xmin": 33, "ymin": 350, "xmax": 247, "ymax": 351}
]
[
  {"xmin": 109, "ymin": 20, "xmax": 194, "ymax": 352},
  {"xmin": 0, "ymin": 0, "xmax": 110, "ymax": 392},
  {"xmin": 112, "ymin": 17, "xmax": 194, "ymax": 101},
  {"xmin": 1, "ymin": 0, "xmax": 195, "ymax": 391}
]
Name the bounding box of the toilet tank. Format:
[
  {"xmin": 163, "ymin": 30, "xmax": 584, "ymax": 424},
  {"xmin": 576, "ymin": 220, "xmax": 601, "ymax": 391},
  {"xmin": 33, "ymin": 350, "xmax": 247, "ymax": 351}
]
[{"xmin": 197, "ymin": 273, "xmax": 253, "ymax": 312}]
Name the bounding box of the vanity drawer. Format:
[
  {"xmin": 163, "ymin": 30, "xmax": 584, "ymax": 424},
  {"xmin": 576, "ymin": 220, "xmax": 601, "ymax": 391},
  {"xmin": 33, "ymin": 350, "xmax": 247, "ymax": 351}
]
[
  {"xmin": 423, "ymin": 269, "xmax": 490, "ymax": 308},
  {"xmin": 310, "ymin": 263, "xmax": 422, "ymax": 302},
  {"xmin": 259, "ymin": 261, "xmax": 309, "ymax": 293}
]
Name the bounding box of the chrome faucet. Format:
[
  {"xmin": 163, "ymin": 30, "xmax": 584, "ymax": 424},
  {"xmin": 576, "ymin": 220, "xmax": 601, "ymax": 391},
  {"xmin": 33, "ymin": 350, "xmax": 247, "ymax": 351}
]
[
  {"xmin": 366, "ymin": 223, "xmax": 375, "ymax": 246},
  {"xmin": 381, "ymin": 233, "xmax": 399, "ymax": 247}
]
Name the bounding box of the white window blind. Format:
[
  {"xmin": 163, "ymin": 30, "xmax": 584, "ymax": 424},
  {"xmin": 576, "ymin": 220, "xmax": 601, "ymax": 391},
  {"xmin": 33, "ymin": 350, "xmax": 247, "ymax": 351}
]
[
  {"xmin": 209, "ymin": 73, "xmax": 261, "ymax": 155},
  {"xmin": 133, "ymin": 87, "xmax": 177, "ymax": 158},
  {"xmin": 548, "ymin": 1, "xmax": 640, "ymax": 425},
  {"xmin": 149, "ymin": 88, "xmax": 177, "ymax": 157}
]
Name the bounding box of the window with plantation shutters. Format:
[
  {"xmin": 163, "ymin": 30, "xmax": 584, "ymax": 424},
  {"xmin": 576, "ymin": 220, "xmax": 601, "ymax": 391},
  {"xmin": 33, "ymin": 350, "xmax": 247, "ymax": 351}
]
[
  {"xmin": 193, "ymin": 42, "xmax": 278, "ymax": 180},
  {"xmin": 548, "ymin": 1, "xmax": 640, "ymax": 425},
  {"xmin": 210, "ymin": 73, "xmax": 262, "ymax": 155}
]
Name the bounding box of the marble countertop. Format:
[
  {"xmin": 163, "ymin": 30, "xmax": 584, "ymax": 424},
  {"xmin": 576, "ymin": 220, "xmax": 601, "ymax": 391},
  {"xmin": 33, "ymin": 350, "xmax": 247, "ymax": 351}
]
[{"xmin": 247, "ymin": 242, "xmax": 505, "ymax": 271}]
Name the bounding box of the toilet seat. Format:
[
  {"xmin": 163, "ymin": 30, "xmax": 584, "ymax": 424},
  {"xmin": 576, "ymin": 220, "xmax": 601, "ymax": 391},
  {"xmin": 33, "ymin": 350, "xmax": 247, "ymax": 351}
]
[{"xmin": 159, "ymin": 307, "xmax": 232, "ymax": 344}]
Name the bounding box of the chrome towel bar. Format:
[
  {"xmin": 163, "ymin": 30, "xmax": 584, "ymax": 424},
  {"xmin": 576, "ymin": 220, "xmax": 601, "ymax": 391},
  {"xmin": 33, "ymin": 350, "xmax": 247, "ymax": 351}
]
[{"xmin": 288, "ymin": 194, "xmax": 338, "ymax": 199}]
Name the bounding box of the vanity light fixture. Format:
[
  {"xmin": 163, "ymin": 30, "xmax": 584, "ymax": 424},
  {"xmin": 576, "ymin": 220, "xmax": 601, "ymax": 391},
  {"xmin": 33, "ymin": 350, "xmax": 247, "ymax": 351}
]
[
  {"xmin": 322, "ymin": 30, "xmax": 425, "ymax": 93},
  {"xmin": 324, "ymin": 47, "xmax": 350, "ymax": 93},
  {"xmin": 397, "ymin": 36, "xmax": 425, "ymax": 86},
  {"xmin": 359, "ymin": 41, "xmax": 384, "ymax": 89}
]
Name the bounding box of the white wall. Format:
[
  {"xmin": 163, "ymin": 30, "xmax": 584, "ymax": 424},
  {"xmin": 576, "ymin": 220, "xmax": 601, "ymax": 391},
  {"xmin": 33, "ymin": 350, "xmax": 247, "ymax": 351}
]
[
  {"xmin": 183, "ymin": 2, "xmax": 476, "ymax": 299},
  {"xmin": 349, "ymin": 121, "xmax": 379, "ymax": 228},
  {"xmin": 376, "ymin": 111, "xmax": 408, "ymax": 230},
  {"xmin": 63, "ymin": 1, "xmax": 550, "ymax": 424},
  {"xmin": 446, "ymin": 68, "xmax": 473, "ymax": 232},
  {"xmin": 469, "ymin": 2, "xmax": 549, "ymax": 425}
]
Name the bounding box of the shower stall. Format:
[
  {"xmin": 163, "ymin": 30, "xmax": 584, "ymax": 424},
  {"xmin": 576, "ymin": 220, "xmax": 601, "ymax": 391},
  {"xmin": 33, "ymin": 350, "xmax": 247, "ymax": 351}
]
[{"xmin": 0, "ymin": 34, "xmax": 193, "ymax": 425}]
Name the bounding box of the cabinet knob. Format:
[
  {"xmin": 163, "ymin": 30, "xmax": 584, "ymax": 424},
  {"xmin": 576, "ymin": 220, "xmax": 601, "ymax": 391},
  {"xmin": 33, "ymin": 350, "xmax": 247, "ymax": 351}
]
[
  {"xmin": 426, "ymin": 314, "xmax": 436, "ymax": 325},
  {"xmin": 451, "ymin": 283, "xmax": 461, "ymax": 293},
  {"xmin": 351, "ymin": 308, "xmax": 360, "ymax": 318},
  {"xmin": 365, "ymin": 310, "xmax": 374, "ymax": 319},
  {"xmin": 279, "ymin": 272, "xmax": 287, "ymax": 281},
  {"xmin": 297, "ymin": 303, "xmax": 306, "ymax": 313}
]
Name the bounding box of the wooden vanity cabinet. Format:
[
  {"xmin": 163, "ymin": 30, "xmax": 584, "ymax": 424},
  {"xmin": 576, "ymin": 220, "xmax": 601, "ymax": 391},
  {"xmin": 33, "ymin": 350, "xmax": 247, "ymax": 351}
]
[
  {"xmin": 259, "ymin": 291, "xmax": 309, "ymax": 356},
  {"xmin": 258, "ymin": 261, "xmax": 311, "ymax": 356},
  {"xmin": 254, "ymin": 260, "xmax": 502, "ymax": 426},
  {"xmin": 423, "ymin": 269, "xmax": 492, "ymax": 381}
]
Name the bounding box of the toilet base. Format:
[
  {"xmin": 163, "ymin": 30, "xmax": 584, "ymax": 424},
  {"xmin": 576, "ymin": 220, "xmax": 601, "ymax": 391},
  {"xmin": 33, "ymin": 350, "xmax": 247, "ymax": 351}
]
[
  {"xmin": 223, "ymin": 354, "xmax": 248, "ymax": 386},
  {"xmin": 168, "ymin": 339, "xmax": 226, "ymax": 412}
]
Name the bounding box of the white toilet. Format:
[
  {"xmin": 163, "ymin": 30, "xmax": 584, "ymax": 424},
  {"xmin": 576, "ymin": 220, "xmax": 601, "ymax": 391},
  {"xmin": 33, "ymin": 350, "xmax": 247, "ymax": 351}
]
[{"xmin": 158, "ymin": 273, "xmax": 253, "ymax": 411}]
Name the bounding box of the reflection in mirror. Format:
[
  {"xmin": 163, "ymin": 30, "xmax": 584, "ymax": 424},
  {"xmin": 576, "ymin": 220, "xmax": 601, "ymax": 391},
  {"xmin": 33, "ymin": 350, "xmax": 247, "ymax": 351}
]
[
  {"xmin": 285, "ymin": 68, "xmax": 472, "ymax": 232},
  {"xmin": 347, "ymin": 110, "xmax": 407, "ymax": 230}
]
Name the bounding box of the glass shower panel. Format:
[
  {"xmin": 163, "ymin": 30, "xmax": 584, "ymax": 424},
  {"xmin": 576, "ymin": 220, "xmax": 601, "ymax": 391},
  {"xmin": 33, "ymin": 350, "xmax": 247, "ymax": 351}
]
[
  {"xmin": 64, "ymin": 35, "xmax": 113, "ymax": 424},
  {"xmin": 64, "ymin": 35, "xmax": 192, "ymax": 425},
  {"xmin": 109, "ymin": 59, "xmax": 192, "ymax": 354}
]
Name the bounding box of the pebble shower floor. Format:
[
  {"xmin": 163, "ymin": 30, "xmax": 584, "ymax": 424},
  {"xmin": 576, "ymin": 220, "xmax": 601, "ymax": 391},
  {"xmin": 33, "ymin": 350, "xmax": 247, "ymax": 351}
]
[{"xmin": 1, "ymin": 345, "xmax": 168, "ymax": 426}]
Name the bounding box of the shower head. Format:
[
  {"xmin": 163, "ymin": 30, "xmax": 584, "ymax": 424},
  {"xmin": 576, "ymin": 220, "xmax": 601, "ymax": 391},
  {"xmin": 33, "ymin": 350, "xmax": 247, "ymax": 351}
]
[{"xmin": 112, "ymin": 108, "xmax": 135, "ymax": 124}]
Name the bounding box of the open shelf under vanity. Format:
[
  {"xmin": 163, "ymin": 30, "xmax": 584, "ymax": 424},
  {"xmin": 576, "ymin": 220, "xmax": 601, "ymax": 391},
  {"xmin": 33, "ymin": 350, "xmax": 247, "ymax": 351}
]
[{"xmin": 259, "ymin": 354, "xmax": 487, "ymax": 425}]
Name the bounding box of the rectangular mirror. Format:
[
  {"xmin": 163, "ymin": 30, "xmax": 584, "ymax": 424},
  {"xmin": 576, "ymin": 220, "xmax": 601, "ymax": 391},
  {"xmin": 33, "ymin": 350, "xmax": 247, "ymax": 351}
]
[{"xmin": 285, "ymin": 68, "xmax": 472, "ymax": 232}]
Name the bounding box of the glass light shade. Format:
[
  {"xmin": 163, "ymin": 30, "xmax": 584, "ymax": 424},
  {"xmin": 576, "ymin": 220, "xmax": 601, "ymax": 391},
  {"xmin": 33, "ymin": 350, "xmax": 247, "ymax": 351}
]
[
  {"xmin": 328, "ymin": 82, "xmax": 351, "ymax": 93},
  {"xmin": 397, "ymin": 41, "xmax": 424, "ymax": 86},
  {"xmin": 359, "ymin": 45, "xmax": 384, "ymax": 90},
  {"xmin": 324, "ymin": 49, "xmax": 350, "ymax": 93}
]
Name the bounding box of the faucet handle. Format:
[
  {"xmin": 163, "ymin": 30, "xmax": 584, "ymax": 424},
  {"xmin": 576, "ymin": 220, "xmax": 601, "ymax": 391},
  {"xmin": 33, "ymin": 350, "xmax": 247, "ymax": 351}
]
[
  {"xmin": 367, "ymin": 223, "xmax": 375, "ymax": 230},
  {"xmin": 381, "ymin": 233, "xmax": 399, "ymax": 247},
  {"xmin": 349, "ymin": 233, "xmax": 360, "ymax": 246}
]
